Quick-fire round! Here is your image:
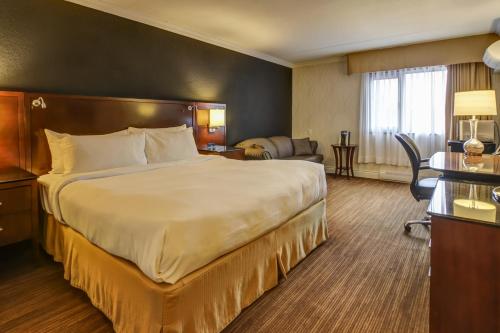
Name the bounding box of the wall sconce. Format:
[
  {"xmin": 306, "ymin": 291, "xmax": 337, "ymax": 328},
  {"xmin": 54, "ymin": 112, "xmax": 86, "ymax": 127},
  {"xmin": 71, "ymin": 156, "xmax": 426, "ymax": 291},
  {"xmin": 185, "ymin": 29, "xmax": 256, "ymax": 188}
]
[
  {"xmin": 196, "ymin": 108, "xmax": 226, "ymax": 133},
  {"xmin": 31, "ymin": 97, "xmax": 47, "ymax": 109},
  {"xmin": 208, "ymin": 109, "xmax": 225, "ymax": 133}
]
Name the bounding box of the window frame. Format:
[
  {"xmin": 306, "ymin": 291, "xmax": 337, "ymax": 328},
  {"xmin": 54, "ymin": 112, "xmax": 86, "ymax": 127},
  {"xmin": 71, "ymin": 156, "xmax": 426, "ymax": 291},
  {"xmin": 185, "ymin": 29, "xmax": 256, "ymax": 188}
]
[{"xmin": 368, "ymin": 66, "xmax": 447, "ymax": 136}]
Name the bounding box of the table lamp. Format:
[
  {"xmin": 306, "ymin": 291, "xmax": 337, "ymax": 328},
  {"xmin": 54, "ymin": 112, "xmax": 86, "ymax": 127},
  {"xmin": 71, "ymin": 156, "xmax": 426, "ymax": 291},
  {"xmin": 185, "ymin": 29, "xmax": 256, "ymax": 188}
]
[{"xmin": 453, "ymin": 90, "xmax": 497, "ymax": 156}]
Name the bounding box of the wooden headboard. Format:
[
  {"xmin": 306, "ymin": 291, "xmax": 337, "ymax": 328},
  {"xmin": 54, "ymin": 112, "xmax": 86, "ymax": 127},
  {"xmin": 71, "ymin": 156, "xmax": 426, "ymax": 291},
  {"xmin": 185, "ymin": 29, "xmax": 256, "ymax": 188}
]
[
  {"xmin": 2, "ymin": 92, "xmax": 226, "ymax": 175},
  {"xmin": 0, "ymin": 91, "xmax": 28, "ymax": 170}
]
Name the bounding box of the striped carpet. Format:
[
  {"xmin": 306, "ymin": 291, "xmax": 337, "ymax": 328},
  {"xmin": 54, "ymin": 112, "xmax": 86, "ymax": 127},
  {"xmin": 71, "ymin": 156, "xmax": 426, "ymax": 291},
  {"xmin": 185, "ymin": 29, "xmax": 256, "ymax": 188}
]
[
  {"xmin": 0, "ymin": 176, "xmax": 430, "ymax": 333},
  {"xmin": 224, "ymin": 176, "xmax": 430, "ymax": 333}
]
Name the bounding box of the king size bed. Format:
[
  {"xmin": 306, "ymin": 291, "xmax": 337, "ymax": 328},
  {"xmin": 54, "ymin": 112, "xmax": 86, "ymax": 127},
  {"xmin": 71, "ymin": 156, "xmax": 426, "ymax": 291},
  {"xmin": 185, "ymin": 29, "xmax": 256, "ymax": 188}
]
[{"xmin": 25, "ymin": 93, "xmax": 329, "ymax": 333}]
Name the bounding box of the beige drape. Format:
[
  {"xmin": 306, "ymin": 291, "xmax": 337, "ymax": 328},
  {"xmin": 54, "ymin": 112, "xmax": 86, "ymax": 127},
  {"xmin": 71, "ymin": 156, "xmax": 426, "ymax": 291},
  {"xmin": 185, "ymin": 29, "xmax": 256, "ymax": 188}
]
[
  {"xmin": 347, "ymin": 34, "xmax": 498, "ymax": 74},
  {"xmin": 445, "ymin": 62, "xmax": 493, "ymax": 140}
]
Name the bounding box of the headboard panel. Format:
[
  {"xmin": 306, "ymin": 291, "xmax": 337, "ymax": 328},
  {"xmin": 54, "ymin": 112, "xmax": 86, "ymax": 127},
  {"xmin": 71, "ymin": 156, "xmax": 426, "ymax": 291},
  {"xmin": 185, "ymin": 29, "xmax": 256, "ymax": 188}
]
[{"xmin": 26, "ymin": 93, "xmax": 198, "ymax": 175}]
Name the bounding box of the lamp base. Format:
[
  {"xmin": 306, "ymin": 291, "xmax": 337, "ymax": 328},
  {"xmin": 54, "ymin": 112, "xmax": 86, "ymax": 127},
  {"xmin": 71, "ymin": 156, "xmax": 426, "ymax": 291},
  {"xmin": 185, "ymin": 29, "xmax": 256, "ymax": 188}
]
[{"xmin": 463, "ymin": 137, "xmax": 484, "ymax": 156}]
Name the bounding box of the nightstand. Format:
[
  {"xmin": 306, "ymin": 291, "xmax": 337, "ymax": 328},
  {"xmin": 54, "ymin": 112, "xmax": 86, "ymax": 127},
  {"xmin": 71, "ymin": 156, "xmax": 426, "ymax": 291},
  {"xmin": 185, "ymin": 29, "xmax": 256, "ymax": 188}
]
[
  {"xmin": 0, "ymin": 167, "xmax": 39, "ymax": 256},
  {"xmin": 198, "ymin": 145, "xmax": 245, "ymax": 160}
]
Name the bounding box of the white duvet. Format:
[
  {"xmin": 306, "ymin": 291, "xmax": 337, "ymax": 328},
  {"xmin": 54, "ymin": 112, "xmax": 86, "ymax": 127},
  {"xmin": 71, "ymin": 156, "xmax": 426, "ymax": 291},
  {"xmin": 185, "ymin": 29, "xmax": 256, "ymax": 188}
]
[{"xmin": 39, "ymin": 155, "xmax": 327, "ymax": 284}]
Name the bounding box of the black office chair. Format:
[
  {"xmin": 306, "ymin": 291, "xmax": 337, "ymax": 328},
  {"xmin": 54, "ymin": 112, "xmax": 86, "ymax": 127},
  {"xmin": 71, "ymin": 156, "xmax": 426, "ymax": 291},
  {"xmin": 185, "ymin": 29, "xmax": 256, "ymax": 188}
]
[{"xmin": 395, "ymin": 133, "xmax": 437, "ymax": 232}]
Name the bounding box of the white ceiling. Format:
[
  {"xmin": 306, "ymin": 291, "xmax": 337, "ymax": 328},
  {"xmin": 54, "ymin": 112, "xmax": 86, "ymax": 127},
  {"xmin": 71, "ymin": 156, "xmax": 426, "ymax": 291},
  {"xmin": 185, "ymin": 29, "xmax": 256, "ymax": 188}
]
[{"xmin": 68, "ymin": 0, "xmax": 500, "ymax": 67}]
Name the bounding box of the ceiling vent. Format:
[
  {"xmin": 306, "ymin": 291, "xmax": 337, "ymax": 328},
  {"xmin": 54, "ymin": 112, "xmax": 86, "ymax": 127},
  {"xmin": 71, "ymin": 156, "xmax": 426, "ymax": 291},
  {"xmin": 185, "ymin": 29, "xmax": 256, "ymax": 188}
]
[{"xmin": 484, "ymin": 40, "xmax": 500, "ymax": 73}]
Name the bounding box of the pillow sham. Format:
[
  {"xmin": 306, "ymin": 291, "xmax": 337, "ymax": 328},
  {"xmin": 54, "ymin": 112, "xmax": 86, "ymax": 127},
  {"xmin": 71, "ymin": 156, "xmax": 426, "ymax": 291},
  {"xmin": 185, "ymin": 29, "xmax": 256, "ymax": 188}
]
[
  {"xmin": 145, "ymin": 127, "xmax": 199, "ymax": 163},
  {"xmin": 45, "ymin": 129, "xmax": 67, "ymax": 174},
  {"xmin": 44, "ymin": 129, "xmax": 128, "ymax": 174},
  {"xmin": 60, "ymin": 133, "xmax": 147, "ymax": 174},
  {"xmin": 128, "ymin": 124, "xmax": 187, "ymax": 134}
]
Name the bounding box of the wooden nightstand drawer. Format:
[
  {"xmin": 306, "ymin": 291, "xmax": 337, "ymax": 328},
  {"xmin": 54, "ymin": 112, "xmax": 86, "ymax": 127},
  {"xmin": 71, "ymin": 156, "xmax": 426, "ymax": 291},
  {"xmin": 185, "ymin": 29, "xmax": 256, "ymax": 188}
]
[
  {"xmin": 0, "ymin": 211, "xmax": 32, "ymax": 246},
  {"xmin": 219, "ymin": 149, "xmax": 245, "ymax": 160},
  {"xmin": 0, "ymin": 168, "xmax": 38, "ymax": 255},
  {"xmin": 0, "ymin": 186, "xmax": 32, "ymax": 215},
  {"xmin": 198, "ymin": 145, "xmax": 245, "ymax": 160}
]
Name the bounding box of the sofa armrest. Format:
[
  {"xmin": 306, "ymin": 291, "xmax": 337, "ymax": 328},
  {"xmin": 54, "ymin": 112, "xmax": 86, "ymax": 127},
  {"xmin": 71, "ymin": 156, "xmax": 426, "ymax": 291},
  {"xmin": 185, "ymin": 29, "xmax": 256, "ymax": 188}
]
[
  {"xmin": 243, "ymin": 147, "xmax": 273, "ymax": 160},
  {"xmin": 309, "ymin": 140, "xmax": 319, "ymax": 154}
]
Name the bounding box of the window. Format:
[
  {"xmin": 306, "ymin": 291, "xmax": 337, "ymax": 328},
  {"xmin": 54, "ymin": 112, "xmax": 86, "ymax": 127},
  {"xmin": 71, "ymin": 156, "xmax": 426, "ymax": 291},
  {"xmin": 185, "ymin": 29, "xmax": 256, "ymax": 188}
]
[{"xmin": 359, "ymin": 66, "xmax": 448, "ymax": 166}]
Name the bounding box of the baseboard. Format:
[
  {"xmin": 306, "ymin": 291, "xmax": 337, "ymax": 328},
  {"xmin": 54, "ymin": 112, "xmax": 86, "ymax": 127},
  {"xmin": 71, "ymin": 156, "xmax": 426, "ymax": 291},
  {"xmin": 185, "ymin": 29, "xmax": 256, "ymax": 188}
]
[
  {"xmin": 324, "ymin": 165, "xmax": 336, "ymax": 174},
  {"xmin": 325, "ymin": 164, "xmax": 411, "ymax": 183},
  {"xmin": 379, "ymin": 170, "xmax": 411, "ymax": 183},
  {"xmin": 353, "ymin": 169, "xmax": 382, "ymax": 180}
]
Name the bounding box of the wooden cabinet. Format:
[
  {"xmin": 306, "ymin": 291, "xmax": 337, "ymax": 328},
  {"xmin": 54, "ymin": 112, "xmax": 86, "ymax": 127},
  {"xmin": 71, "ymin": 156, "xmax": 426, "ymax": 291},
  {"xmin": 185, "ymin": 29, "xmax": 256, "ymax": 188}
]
[
  {"xmin": 430, "ymin": 216, "xmax": 500, "ymax": 333},
  {"xmin": 0, "ymin": 168, "xmax": 39, "ymax": 256}
]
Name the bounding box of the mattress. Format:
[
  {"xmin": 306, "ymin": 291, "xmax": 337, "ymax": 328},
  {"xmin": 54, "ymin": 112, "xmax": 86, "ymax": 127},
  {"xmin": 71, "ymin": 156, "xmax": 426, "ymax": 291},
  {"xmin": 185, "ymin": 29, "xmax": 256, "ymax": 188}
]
[{"xmin": 38, "ymin": 155, "xmax": 327, "ymax": 283}]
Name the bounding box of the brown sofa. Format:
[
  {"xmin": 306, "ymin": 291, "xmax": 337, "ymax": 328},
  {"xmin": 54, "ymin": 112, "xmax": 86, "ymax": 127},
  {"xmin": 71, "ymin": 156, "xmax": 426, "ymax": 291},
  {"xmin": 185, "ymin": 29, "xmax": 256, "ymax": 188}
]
[{"xmin": 235, "ymin": 136, "xmax": 323, "ymax": 163}]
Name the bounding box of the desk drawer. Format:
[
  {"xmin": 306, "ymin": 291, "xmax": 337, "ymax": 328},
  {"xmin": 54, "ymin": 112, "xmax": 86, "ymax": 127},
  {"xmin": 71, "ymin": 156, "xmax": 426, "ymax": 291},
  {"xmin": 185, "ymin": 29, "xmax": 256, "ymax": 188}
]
[
  {"xmin": 0, "ymin": 211, "xmax": 32, "ymax": 246},
  {"xmin": 0, "ymin": 186, "xmax": 31, "ymax": 215}
]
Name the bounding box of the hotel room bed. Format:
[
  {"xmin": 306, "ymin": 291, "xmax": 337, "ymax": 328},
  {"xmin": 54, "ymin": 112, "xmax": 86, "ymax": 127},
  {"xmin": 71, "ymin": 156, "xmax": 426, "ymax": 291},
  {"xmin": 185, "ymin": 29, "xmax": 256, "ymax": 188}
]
[
  {"xmin": 22, "ymin": 93, "xmax": 329, "ymax": 333},
  {"xmin": 39, "ymin": 155, "xmax": 327, "ymax": 284},
  {"xmin": 39, "ymin": 156, "xmax": 328, "ymax": 332}
]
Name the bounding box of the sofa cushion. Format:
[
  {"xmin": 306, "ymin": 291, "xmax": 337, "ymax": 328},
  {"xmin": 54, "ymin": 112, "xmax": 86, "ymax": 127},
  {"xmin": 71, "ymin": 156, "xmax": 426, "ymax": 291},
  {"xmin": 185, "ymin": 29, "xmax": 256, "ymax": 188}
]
[
  {"xmin": 269, "ymin": 136, "xmax": 293, "ymax": 158},
  {"xmin": 282, "ymin": 154, "xmax": 324, "ymax": 163},
  {"xmin": 292, "ymin": 138, "xmax": 313, "ymax": 155},
  {"xmin": 310, "ymin": 140, "xmax": 318, "ymax": 154},
  {"xmin": 235, "ymin": 138, "xmax": 278, "ymax": 159}
]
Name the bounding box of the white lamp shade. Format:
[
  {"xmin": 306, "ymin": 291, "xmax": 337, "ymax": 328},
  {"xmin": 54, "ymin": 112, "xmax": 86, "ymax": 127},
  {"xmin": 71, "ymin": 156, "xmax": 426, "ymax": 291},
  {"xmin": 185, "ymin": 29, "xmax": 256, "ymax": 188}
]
[
  {"xmin": 453, "ymin": 90, "xmax": 497, "ymax": 116},
  {"xmin": 483, "ymin": 40, "xmax": 500, "ymax": 73},
  {"xmin": 209, "ymin": 109, "xmax": 225, "ymax": 127}
]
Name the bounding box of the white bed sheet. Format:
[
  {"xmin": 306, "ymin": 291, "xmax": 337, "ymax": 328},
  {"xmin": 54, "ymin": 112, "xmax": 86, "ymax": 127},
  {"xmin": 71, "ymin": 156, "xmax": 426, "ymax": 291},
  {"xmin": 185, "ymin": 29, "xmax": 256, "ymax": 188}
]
[{"xmin": 38, "ymin": 155, "xmax": 327, "ymax": 284}]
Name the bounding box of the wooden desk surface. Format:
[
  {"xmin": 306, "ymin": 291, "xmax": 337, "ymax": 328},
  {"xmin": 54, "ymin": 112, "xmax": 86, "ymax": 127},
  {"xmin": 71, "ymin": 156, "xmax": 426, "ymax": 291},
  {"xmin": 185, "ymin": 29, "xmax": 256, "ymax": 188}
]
[
  {"xmin": 429, "ymin": 152, "xmax": 500, "ymax": 183},
  {"xmin": 427, "ymin": 180, "xmax": 499, "ymax": 227}
]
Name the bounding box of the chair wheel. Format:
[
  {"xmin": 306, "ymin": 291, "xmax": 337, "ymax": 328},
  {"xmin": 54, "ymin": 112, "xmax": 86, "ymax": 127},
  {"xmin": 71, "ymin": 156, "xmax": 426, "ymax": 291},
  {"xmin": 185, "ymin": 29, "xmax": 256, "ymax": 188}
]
[{"xmin": 404, "ymin": 225, "xmax": 412, "ymax": 232}]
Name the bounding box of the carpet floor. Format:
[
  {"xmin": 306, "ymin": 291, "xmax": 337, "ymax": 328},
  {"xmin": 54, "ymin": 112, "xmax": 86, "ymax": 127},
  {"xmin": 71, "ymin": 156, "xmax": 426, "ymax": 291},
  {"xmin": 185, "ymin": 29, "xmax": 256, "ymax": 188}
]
[{"xmin": 0, "ymin": 176, "xmax": 430, "ymax": 333}]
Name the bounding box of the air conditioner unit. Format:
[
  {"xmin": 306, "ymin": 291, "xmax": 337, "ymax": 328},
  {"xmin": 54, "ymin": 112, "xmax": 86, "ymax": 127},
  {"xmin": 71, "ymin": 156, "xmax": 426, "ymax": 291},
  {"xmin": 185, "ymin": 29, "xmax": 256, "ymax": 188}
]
[
  {"xmin": 484, "ymin": 40, "xmax": 500, "ymax": 73},
  {"xmin": 458, "ymin": 120, "xmax": 495, "ymax": 142}
]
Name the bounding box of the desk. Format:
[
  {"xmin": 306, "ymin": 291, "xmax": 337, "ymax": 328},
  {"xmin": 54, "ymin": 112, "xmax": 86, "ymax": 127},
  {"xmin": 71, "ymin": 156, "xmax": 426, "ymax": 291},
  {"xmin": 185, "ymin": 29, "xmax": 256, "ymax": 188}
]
[
  {"xmin": 427, "ymin": 180, "xmax": 500, "ymax": 333},
  {"xmin": 429, "ymin": 152, "xmax": 500, "ymax": 183}
]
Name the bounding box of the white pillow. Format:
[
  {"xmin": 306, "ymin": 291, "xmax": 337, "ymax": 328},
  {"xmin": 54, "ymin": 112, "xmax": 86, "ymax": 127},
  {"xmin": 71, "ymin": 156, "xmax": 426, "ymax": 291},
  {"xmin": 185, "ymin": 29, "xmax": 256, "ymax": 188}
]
[
  {"xmin": 60, "ymin": 133, "xmax": 147, "ymax": 174},
  {"xmin": 44, "ymin": 129, "xmax": 128, "ymax": 174},
  {"xmin": 145, "ymin": 127, "xmax": 199, "ymax": 163},
  {"xmin": 128, "ymin": 124, "xmax": 187, "ymax": 134},
  {"xmin": 45, "ymin": 129, "xmax": 67, "ymax": 174}
]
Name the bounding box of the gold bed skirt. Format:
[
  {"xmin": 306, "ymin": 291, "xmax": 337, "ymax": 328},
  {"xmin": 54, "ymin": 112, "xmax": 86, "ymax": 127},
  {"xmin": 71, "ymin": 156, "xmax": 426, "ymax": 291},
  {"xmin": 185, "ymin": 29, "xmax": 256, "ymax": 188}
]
[{"xmin": 43, "ymin": 199, "xmax": 328, "ymax": 333}]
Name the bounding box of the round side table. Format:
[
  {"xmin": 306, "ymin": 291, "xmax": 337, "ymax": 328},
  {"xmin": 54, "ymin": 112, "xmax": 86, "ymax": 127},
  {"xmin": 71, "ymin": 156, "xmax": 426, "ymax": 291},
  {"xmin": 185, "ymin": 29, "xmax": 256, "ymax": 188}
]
[{"xmin": 331, "ymin": 144, "xmax": 358, "ymax": 179}]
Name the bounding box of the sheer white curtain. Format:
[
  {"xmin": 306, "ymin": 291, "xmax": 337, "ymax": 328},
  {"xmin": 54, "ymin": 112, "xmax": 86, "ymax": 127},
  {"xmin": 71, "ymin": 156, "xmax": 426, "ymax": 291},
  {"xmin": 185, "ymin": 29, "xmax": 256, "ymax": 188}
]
[{"xmin": 358, "ymin": 66, "xmax": 447, "ymax": 166}]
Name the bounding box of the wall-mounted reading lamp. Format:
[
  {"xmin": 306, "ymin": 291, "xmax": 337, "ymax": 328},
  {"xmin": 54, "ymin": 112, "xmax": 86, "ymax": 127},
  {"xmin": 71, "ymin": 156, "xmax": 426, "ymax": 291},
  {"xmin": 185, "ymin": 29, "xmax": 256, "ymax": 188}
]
[
  {"xmin": 31, "ymin": 97, "xmax": 47, "ymax": 109},
  {"xmin": 208, "ymin": 109, "xmax": 225, "ymax": 132},
  {"xmin": 197, "ymin": 108, "xmax": 225, "ymax": 133}
]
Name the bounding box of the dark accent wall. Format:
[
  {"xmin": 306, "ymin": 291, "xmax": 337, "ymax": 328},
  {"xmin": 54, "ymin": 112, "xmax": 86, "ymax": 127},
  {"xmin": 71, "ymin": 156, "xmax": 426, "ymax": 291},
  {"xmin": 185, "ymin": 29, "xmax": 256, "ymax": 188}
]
[{"xmin": 0, "ymin": 0, "xmax": 291, "ymax": 144}]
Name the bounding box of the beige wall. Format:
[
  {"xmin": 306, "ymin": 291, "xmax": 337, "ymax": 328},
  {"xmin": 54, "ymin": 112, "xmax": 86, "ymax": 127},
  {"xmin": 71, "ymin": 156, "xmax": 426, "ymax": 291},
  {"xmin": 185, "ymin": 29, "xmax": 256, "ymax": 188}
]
[
  {"xmin": 292, "ymin": 58, "xmax": 416, "ymax": 181},
  {"xmin": 292, "ymin": 58, "xmax": 361, "ymax": 170},
  {"xmin": 292, "ymin": 59, "xmax": 498, "ymax": 181}
]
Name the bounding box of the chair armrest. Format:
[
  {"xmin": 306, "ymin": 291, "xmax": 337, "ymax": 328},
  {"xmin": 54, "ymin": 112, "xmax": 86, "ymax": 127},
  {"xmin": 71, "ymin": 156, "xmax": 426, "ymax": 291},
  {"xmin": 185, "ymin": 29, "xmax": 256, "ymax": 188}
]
[
  {"xmin": 309, "ymin": 140, "xmax": 319, "ymax": 154},
  {"xmin": 419, "ymin": 165, "xmax": 431, "ymax": 170}
]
